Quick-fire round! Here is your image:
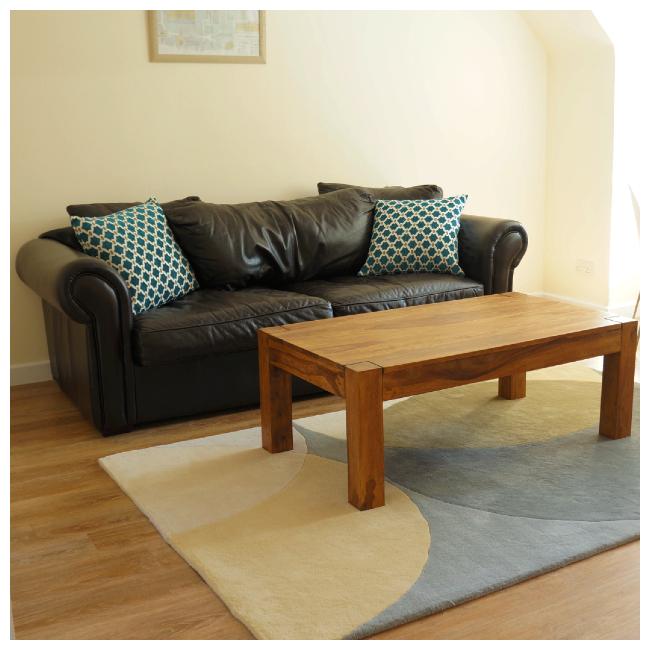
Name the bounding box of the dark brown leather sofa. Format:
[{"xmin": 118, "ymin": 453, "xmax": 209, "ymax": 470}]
[{"xmin": 15, "ymin": 186, "xmax": 528, "ymax": 435}]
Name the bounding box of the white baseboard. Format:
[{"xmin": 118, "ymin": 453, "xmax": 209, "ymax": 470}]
[
  {"xmin": 11, "ymin": 361, "xmax": 52, "ymax": 386},
  {"xmin": 531, "ymin": 291, "xmax": 607, "ymax": 310},
  {"xmin": 530, "ymin": 291, "xmax": 636, "ymax": 316},
  {"xmin": 606, "ymin": 300, "xmax": 638, "ymax": 316}
]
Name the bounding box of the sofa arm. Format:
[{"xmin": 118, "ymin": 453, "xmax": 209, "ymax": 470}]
[
  {"xmin": 458, "ymin": 214, "xmax": 528, "ymax": 294},
  {"xmin": 16, "ymin": 237, "xmax": 133, "ymax": 326},
  {"xmin": 16, "ymin": 237, "xmax": 135, "ymax": 434}
]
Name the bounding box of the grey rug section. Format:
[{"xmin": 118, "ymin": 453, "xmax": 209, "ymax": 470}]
[
  {"xmin": 293, "ymin": 386, "xmax": 640, "ymax": 522},
  {"xmin": 388, "ymin": 431, "xmax": 637, "ymax": 521},
  {"xmin": 293, "ymin": 379, "xmax": 640, "ymax": 639},
  {"xmin": 346, "ymin": 491, "xmax": 639, "ymax": 639}
]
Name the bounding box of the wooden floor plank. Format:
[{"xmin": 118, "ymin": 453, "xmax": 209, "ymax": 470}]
[{"xmin": 10, "ymin": 381, "xmax": 639, "ymax": 640}]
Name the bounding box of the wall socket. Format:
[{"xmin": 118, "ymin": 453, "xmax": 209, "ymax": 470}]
[{"xmin": 576, "ymin": 259, "xmax": 594, "ymax": 275}]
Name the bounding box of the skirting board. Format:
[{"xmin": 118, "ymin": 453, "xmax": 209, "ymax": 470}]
[
  {"xmin": 11, "ymin": 360, "xmax": 52, "ymax": 386},
  {"xmin": 530, "ymin": 292, "xmax": 636, "ymax": 316}
]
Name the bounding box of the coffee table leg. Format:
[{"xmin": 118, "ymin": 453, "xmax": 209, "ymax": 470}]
[
  {"xmin": 498, "ymin": 373, "xmax": 526, "ymax": 399},
  {"xmin": 259, "ymin": 332, "xmax": 293, "ymax": 453},
  {"xmin": 345, "ymin": 362, "xmax": 384, "ymax": 510},
  {"xmin": 600, "ymin": 320, "xmax": 637, "ymax": 439}
]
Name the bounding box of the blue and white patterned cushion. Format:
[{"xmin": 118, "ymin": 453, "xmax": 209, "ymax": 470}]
[
  {"xmin": 71, "ymin": 198, "xmax": 199, "ymax": 315},
  {"xmin": 358, "ymin": 195, "xmax": 467, "ymax": 277}
]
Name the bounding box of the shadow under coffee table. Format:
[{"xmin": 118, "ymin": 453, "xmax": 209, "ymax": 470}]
[{"xmin": 258, "ymin": 292, "xmax": 637, "ymax": 510}]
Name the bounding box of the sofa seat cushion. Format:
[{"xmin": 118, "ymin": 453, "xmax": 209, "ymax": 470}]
[
  {"xmin": 285, "ymin": 273, "xmax": 483, "ymax": 316},
  {"xmin": 133, "ymin": 287, "xmax": 332, "ymax": 366}
]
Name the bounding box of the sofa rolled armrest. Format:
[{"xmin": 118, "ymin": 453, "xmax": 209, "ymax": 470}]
[
  {"xmin": 16, "ymin": 237, "xmax": 133, "ymax": 326},
  {"xmin": 15, "ymin": 237, "xmax": 135, "ymax": 434},
  {"xmin": 458, "ymin": 214, "xmax": 528, "ymax": 294}
]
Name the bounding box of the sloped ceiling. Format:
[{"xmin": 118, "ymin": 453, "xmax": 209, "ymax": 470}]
[{"xmin": 522, "ymin": 10, "xmax": 612, "ymax": 55}]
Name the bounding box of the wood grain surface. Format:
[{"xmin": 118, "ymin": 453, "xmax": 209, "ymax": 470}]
[
  {"xmin": 263, "ymin": 293, "xmax": 621, "ymax": 369},
  {"xmin": 599, "ymin": 319, "xmax": 638, "ymax": 438},
  {"xmin": 345, "ymin": 362, "xmax": 385, "ymax": 509}
]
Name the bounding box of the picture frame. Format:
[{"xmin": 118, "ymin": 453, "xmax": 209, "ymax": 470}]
[{"xmin": 148, "ymin": 10, "xmax": 266, "ymax": 64}]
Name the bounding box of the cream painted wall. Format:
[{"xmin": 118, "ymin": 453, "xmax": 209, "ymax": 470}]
[
  {"xmin": 545, "ymin": 46, "xmax": 614, "ymax": 307},
  {"xmin": 524, "ymin": 12, "xmax": 615, "ymax": 308},
  {"xmin": 11, "ymin": 10, "xmax": 547, "ymax": 367}
]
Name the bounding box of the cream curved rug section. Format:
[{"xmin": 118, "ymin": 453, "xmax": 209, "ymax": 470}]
[{"xmin": 100, "ymin": 428, "xmax": 429, "ymax": 640}]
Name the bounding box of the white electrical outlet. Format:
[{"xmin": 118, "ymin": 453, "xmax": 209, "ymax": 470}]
[{"xmin": 576, "ymin": 259, "xmax": 594, "ymax": 274}]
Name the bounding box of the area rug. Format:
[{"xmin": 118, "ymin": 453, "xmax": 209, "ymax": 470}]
[{"xmin": 100, "ymin": 364, "xmax": 639, "ymax": 639}]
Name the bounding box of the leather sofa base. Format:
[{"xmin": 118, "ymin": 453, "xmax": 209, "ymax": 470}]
[
  {"xmin": 133, "ymin": 349, "xmax": 322, "ymax": 427},
  {"xmin": 43, "ymin": 301, "xmax": 95, "ymax": 425},
  {"xmin": 44, "ymin": 300, "xmax": 322, "ymax": 435}
]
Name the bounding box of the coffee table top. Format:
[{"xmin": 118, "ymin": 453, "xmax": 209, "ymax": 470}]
[{"xmin": 262, "ymin": 292, "xmax": 623, "ymax": 370}]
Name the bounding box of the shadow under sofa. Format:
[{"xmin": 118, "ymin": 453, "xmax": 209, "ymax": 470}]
[{"xmin": 16, "ymin": 193, "xmax": 528, "ymax": 436}]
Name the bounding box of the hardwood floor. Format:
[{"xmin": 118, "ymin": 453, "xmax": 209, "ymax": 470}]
[{"xmin": 10, "ymin": 381, "xmax": 639, "ymax": 640}]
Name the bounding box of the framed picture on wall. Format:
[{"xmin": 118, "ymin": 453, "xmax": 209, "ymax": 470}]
[{"xmin": 148, "ymin": 10, "xmax": 266, "ymax": 63}]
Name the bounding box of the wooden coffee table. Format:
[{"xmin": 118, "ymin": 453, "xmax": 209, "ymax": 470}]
[{"xmin": 258, "ymin": 292, "xmax": 637, "ymax": 510}]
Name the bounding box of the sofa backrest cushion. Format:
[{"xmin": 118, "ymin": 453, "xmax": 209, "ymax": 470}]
[
  {"xmin": 42, "ymin": 197, "xmax": 203, "ymax": 251},
  {"xmin": 66, "ymin": 196, "xmax": 202, "ymax": 218},
  {"xmin": 317, "ymin": 182, "xmax": 443, "ymax": 200},
  {"xmin": 40, "ymin": 226, "xmax": 84, "ymax": 251},
  {"xmin": 164, "ymin": 188, "xmax": 376, "ymax": 289}
]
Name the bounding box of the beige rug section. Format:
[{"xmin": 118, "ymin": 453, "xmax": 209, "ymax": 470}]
[
  {"xmin": 99, "ymin": 361, "xmax": 609, "ymax": 638},
  {"xmin": 100, "ymin": 428, "xmax": 429, "ymax": 639}
]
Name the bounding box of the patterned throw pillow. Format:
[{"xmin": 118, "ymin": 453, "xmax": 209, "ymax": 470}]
[
  {"xmin": 71, "ymin": 198, "xmax": 199, "ymax": 315},
  {"xmin": 358, "ymin": 195, "xmax": 467, "ymax": 277}
]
